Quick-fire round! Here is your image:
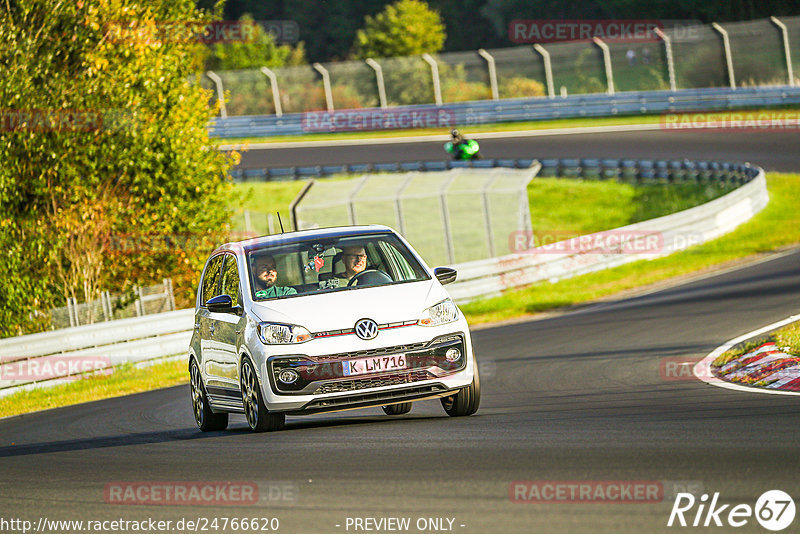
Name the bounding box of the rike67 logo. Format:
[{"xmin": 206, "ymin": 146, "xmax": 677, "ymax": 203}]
[{"xmin": 668, "ymin": 490, "xmax": 795, "ymax": 531}]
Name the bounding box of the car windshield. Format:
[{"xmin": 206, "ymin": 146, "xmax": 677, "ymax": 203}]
[{"xmin": 246, "ymin": 232, "xmax": 430, "ymax": 301}]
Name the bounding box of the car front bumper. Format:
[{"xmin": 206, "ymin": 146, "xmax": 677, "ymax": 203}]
[{"xmin": 255, "ymin": 319, "xmax": 475, "ymax": 414}]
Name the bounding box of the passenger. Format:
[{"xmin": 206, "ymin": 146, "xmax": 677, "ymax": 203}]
[
  {"xmin": 252, "ymin": 255, "xmax": 297, "ymax": 298},
  {"xmin": 320, "ymin": 246, "xmax": 368, "ymax": 289}
]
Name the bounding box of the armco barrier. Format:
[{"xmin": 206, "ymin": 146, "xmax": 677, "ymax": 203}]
[
  {"xmin": 0, "ymin": 159, "xmax": 765, "ymax": 396},
  {"xmin": 0, "ymin": 310, "xmax": 194, "ymax": 397},
  {"xmin": 210, "ymin": 86, "xmax": 800, "ymax": 139},
  {"xmin": 448, "ymin": 163, "xmax": 767, "ymax": 302}
]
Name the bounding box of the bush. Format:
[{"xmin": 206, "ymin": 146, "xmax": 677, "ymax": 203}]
[{"xmin": 0, "ymin": 0, "xmax": 237, "ymax": 336}]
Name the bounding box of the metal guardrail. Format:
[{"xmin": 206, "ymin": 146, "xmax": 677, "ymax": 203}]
[
  {"xmin": 230, "ymin": 158, "xmax": 538, "ymax": 182},
  {"xmin": 210, "ymin": 86, "xmax": 800, "ymax": 140},
  {"xmin": 0, "ymin": 158, "xmax": 766, "ymax": 396},
  {"xmin": 448, "ymin": 161, "xmax": 766, "ymax": 302}
]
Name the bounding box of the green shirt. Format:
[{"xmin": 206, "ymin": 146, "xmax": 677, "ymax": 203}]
[{"xmin": 255, "ymin": 286, "xmax": 297, "ymax": 299}]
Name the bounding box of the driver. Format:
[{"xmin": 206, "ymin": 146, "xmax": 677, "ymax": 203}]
[
  {"xmin": 252, "ymin": 255, "xmax": 297, "ymax": 299},
  {"xmin": 320, "ymin": 245, "xmax": 367, "ymax": 289}
]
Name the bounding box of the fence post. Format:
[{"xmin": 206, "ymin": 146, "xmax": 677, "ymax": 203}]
[
  {"xmin": 164, "ymin": 278, "xmax": 176, "ymax": 312},
  {"xmin": 102, "ymin": 291, "xmax": 111, "ymax": 322},
  {"xmin": 244, "ymin": 209, "xmax": 253, "ymax": 234},
  {"xmin": 365, "ymin": 58, "xmax": 388, "ymax": 109},
  {"xmin": 422, "ymin": 53, "xmax": 443, "ymax": 105},
  {"xmin": 770, "ymin": 17, "xmax": 795, "ymax": 87},
  {"xmin": 440, "ymin": 171, "xmax": 459, "ymax": 265},
  {"xmin": 533, "ymin": 44, "xmax": 555, "ymax": 99},
  {"xmin": 312, "ymin": 63, "xmax": 334, "ymax": 112},
  {"xmin": 347, "ymin": 175, "xmax": 370, "ymax": 225},
  {"xmin": 477, "ymin": 49, "xmax": 499, "ymax": 101},
  {"xmin": 712, "ymin": 23, "xmax": 736, "ymax": 89},
  {"xmin": 135, "ymin": 286, "xmax": 144, "ymax": 317},
  {"xmin": 67, "ymin": 297, "xmax": 78, "ymax": 327},
  {"xmin": 259, "ymin": 67, "xmax": 283, "ymax": 117},
  {"xmin": 395, "ymin": 173, "xmax": 415, "ymax": 236},
  {"xmin": 481, "ymin": 173, "xmax": 499, "ymax": 257},
  {"xmin": 654, "ymin": 28, "xmax": 677, "ymax": 92},
  {"xmin": 205, "ymin": 71, "xmax": 227, "ymax": 119},
  {"xmin": 593, "ymin": 37, "xmax": 615, "ymax": 96}
]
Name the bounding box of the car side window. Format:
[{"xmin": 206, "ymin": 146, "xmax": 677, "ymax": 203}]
[
  {"xmin": 220, "ymin": 254, "xmax": 241, "ymax": 307},
  {"xmin": 201, "ymin": 255, "xmax": 224, "ymax": 306}
]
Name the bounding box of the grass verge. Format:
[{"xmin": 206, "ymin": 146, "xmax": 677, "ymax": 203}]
[
  {"xmin": 230, "ymin": 178, "xmax": 729, "ymax": 237},
  {"xmin": 0, "ymin": 358, "xmax": 187, "ymax": 419},
  {"xmin": 461, "ymin": 173, "xmax": 800, "ymax": 324}
]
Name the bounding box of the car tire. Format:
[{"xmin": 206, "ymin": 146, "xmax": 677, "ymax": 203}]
[
  {"xmin": 190, "ymin": 359, "xmax": 228, "ymax": 432},
  {"xmin": 441, "ymin": 360, "xmax": 480, "ymax": 417},
  {"xmin": 382, "ymin": 402, "xmax": 413, "ymax": 415},
  {"xmin": 240, "ymin": 356, "xmax": 285, "ymax": 432}
]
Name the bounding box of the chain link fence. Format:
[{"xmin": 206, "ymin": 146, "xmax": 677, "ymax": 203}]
[
  {"xmin": 293, "ymin": 167, "xmax": 538, "ymax": 266},
  {"xmin": 46, "ymin": 279, "xmax": 176, "ymax": 330},
  {"xmin": 205, "ymin": 16, "xmax": 800, "ymax": 117}
]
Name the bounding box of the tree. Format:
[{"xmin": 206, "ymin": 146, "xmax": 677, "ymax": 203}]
[
  {"xmin": 353, "ymin": 0, "xmax": 446, "ymax": 59},
  {"xmin": 205, "ymin": 14, "xmax": 307, "ymax": 70},
  {"xmin": 0, "ymin": 0, "xmax": 237, "ymax": 336}
]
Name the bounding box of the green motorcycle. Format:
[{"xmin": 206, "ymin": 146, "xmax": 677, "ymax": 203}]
[{"xmin": 444, "ymin": 134, "xmax": 482, "ymax": 160}]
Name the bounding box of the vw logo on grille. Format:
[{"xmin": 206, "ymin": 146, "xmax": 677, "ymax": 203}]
[{"xmin": 354, "ymin": 318, "xmax": 379, "ymax": 340}]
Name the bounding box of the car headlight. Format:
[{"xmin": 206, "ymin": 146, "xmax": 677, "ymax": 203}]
[
  {"xmin": 418, "ymin": 299, "xmax": 459, "ymax": 326},
  {"xmin": 257, "ymin": 322, "xmax": 312, "ymax": 344}
]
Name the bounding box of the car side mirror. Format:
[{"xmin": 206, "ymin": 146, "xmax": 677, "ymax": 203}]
[
  {"xmin": 206, "ymin": 294, "xmax": 234, "ymax": 313},
  {"xmin": 433, "ymin": 267, "xmax": 457, "ymax": 285}
]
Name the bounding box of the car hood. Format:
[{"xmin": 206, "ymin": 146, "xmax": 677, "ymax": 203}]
[{"xmin": 249, "ymin": 280, "xmax": 448, "ymax": 331}]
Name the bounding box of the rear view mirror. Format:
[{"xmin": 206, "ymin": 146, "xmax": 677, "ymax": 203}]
[{"xmin": 433, "ymin": 267, "xmax": 457, "ymax": 285}]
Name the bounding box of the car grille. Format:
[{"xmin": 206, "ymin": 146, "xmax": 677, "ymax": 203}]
[{"xmin": 312, "ymin": 369, "xmax": 433, "ymax": 394}]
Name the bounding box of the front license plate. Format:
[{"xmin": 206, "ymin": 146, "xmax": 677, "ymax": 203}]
[{"xmin": 342, "ymin": 354, "xmax": 407, "ymax": 377}]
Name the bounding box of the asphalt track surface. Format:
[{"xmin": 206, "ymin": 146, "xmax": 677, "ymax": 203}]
[
  {"xmin": 2, "ymin": 130, "xmax": 800, "ymax": 534},
  {"xmin": 236, "ymin": 129, "xmax": 800, "ymax": 172}
]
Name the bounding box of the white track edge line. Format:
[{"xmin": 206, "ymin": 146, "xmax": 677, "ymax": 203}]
[{"xmin": 694, "ymin": 314, "xmax": 800, "ymax": 396}]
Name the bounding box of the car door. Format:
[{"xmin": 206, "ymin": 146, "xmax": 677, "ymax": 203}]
[
  {"xmin": 197, "ymin": 254, "xmax": 225, "ymax": 388},
  {"xmin": 210, "ymin": 253, "xmax": 246, "ymax": 391}
]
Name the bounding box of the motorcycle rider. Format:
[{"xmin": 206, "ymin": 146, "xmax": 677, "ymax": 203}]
[{"xmin": 446, "ymin": 128, "xmax": 482, "ymax": 160}]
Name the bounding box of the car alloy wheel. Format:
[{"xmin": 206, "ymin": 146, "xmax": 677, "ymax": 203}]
[
  {"xmin": 190, "ymin": 359, "xmax": 228, "ymax": 431},
  {"xmin": 240, "ymin": 357, "xmax": 285, "ymax": 432}
]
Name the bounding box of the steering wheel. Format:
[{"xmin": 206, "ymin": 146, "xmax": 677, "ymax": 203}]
[{"xmin": 347, "ymin": 269, "xmax": 393, "ymax": 287}]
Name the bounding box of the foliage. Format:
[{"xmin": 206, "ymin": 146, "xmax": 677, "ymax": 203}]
[
  {"xmin": 353, "ymin": 0, "xmax": 446, "ymax": 60},
  {"xmin": 0, "ymin": 0, "xmax": 237, "ymax": 337},
  {"xmin": 205, "ymin": 14, "xmax": 307, "ymax": 71}
]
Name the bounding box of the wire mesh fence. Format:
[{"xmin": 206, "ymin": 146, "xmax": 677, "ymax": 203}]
[
  {"xmin": 293, "ymin": 167, "xmax": 537, "ymax": 266},
  {"xmin": 203, "ymin": 16, "xmax": 800, "ymax": 117},
  {"xmin": 46, "ymin": 279, "xmax": 176, "ymax": 330}
]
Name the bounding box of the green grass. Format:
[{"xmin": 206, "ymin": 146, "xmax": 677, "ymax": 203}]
[
  {"xmin": 213, "ymin": 106, "xmax": 800, "ymax": 145},
  {"xmin": 230, "ymin": 177, "xmax": 728, "ymax": 240},
  {"xmin": 461, "ymin": 173, "xmax": 800, "ymax": 324},
  {"xmin": 0, "ymin": 358, "xmax": 187, "ymax": 419},
  {"xmin": 714, "ymin": 321, "xmax": 800, "ymax": 368}
]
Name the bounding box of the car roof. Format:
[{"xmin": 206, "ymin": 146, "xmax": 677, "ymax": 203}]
[{"xmin": 213, "ymin": 225, "xmax": 397, "ymax": 256}]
